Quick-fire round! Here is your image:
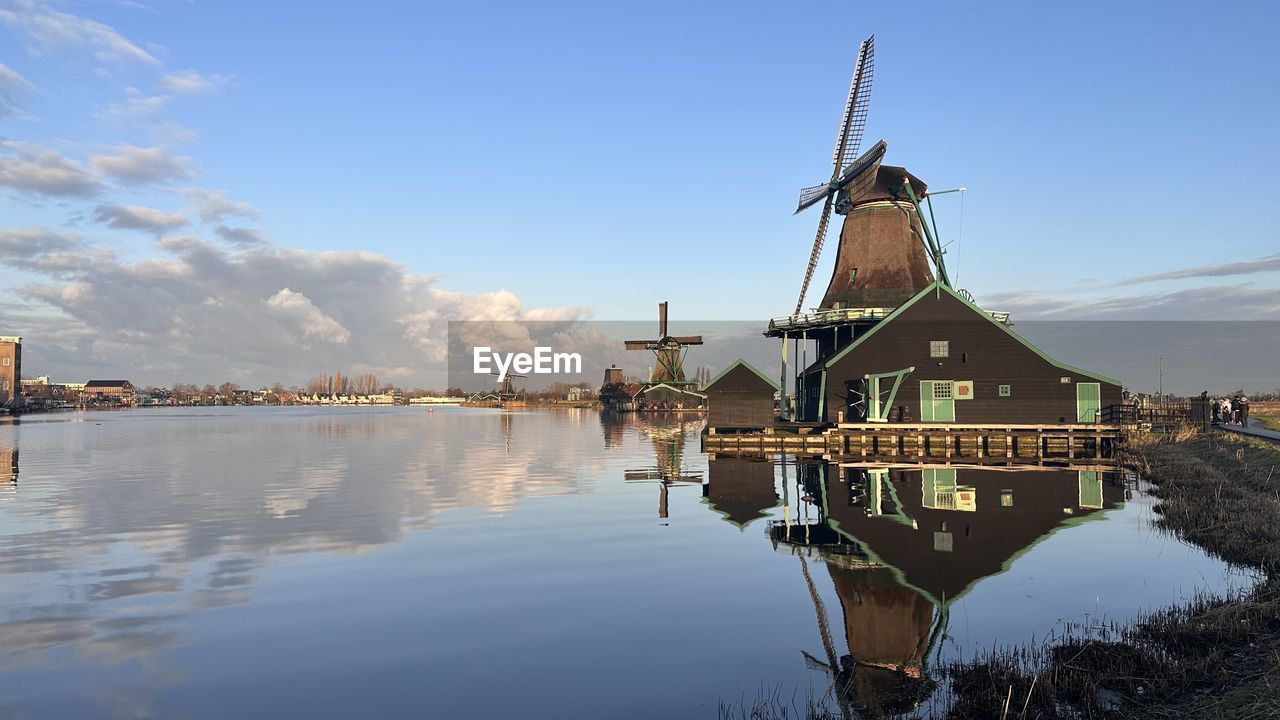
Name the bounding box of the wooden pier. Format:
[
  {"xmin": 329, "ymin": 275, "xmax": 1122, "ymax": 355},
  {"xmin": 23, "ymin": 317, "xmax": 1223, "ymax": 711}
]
[{"xmin": 703, "ymin": 422, "xmax": 1120, "ymax": 464}]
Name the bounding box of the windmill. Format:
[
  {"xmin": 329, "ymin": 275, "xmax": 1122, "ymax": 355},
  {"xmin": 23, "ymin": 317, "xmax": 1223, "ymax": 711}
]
[
  {"xmin": 793, "ymin": 35, "xmax": 877, "ymax": 315},
  {"xmin": 624, "ymin": 302, "xmax": 703, "ymax": 385},
  {"xmin": 488, "ymin": 371, "xmax": 527, "ymax": 400}
]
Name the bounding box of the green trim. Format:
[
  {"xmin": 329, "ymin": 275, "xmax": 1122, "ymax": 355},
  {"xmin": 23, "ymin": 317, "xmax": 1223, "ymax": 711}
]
[
  {"xmin": 702, "ymin": 359, "xmax": 781, "ymax": 392},
  {"xmin": 639, "ymin": 383, "xmax": 707, "ymax": 399},
  {"xmin": 817, "ymin": 369, "xmax": 827, "ymax": 421},
  {"xmin": 824, "ymin": 281, "xmax": 1121, "ymax": 386}
]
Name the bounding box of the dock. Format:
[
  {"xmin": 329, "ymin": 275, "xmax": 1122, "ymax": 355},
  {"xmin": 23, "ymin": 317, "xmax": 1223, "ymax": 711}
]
[{"xmin": 703, "ymin": 422, "xmax": 1120, "ymax": 464}]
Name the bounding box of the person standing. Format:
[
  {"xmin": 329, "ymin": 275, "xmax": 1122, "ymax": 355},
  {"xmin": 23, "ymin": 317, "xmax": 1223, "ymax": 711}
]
[{"xmin": 1240, "ymin": 395, "xmax": 1250, "ymax": 426}]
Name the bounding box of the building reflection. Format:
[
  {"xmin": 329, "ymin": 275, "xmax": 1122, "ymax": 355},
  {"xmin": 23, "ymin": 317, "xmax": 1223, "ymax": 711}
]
[
  {"xmin": 757, "ymin": 459, "xmax": 1126, "ymax": 714},
  {"xmin": 702, "ymin": 456, "xmax": 778, "ymax": 529},
  {"xmin": 0, "ymin": 446, "xmax": 14, "ymax": 487}
]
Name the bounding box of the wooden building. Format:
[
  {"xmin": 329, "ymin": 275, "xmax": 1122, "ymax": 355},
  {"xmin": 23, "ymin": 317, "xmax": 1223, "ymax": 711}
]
[
  {"xmin": 83, "ymin": 380, "xmax": 137, "ymax": 406},
  {"xmin": 0, "ymin": 336, "xmax": 19, "ymax": 410},
  {"xmin": 702, "ymin": 360, "xmax": 778, "ymax": 431},
  {"xmin": 796, "ymin": 282, "xmax": 1121, "ymax": 425}
]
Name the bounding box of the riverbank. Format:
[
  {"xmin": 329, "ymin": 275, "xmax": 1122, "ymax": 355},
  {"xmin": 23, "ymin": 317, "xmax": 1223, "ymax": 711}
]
[{"xmin": 944, "ymin": 430, "xmax": 1280, "ymax": 719}]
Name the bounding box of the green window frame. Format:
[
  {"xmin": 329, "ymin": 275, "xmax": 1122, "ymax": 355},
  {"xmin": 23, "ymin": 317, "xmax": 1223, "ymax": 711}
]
[{"xmin": 998, "ymin": 384, "xmax": 1011, "ymax": 397}]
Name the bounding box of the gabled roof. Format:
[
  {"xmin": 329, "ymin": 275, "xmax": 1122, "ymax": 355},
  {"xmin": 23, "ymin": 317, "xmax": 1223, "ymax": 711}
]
[
  {"xmin": 824, "ymin": 282, "xmax": 1121, "ymax": 386},
  {"xmin": 638, "ymin": 383, "xmax": 707, "ymax": 399},
  {"xmin": 85, "ymin": 380, "xmax": 132, "ymax": 388},
  {"xmin": 702, "ymin": 359, "xmax": 781, "ymax": 392}
]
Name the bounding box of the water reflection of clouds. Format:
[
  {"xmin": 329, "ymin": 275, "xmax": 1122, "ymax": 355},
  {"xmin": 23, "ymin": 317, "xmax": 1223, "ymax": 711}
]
[{"xmin": 0, "ymin": 408, "xmax": 606, "ymax": 687}]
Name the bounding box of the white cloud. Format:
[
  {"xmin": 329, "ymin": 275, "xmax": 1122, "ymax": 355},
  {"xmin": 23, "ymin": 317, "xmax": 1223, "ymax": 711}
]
[
  {"xmin": 0, "ymin": 140, "xmax": 102, "ymax": 196},
  {"xmin": 89, "ymin": 144, "xmax": 192, "ymax": 184},
  {"xmin": 0, "ymin": 63, "xmax": 35, "ymax": 117},
  {"xmin": 978, "ymin": 284, "xmax": 1280, "ymax": 320},
  {"xmin": 0, "ymin": 0, "xmax": 160, "ymax": 65},
  {"xmin": 180, "ymin": 188, "xmax": 259, "ymax": 223},
  {"xmin": 1124, "ymin": 253, "xmax": 1280, "ymax": 285},
  {"xmin": 157, "ymin": 70, "xmax": 228, "ymax": 94},
  {"xmin": 97, "ymin": 87, "xmax": 166, "ymax": 123},
  {"xmin": 264, "ymin": 288, "xmax": 351, "ymax": 345},
  {"xmin": 213, "ymin": 225, "xmax": 265, "ymax": 247},
  {"xmin": 94, "ymin": 204, "xmax": 187, "ymax": 234},
  {"xmin": 0, "ymin": 235, "xmax": 587, "ymax": 386}
]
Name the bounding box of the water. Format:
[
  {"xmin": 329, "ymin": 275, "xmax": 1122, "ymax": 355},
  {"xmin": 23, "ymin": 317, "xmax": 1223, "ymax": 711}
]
[{"xmin": 0, "ymin": 407, "xmax": 1244, "ymax": 718}]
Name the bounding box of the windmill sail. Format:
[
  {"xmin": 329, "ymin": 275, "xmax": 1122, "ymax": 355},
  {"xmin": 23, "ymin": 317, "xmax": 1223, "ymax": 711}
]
[
  {"xmin": 796, "ymin": 183, "xmax": 831, "ymax": 214},
  {"xmin": 793, "ymin": 35, "xmax": 876, "ymax": 314},
  {"xmin": 832, "ymin": 36, "xmax": 875, "ymax": 173}
]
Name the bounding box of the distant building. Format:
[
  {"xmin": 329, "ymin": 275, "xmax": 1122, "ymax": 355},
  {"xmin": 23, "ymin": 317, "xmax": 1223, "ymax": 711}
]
[
  {"xmin": 83, "ymin": 380, "xmax": 137, "ymax": 406},
  {"xmin": 0, "ymin": 337, "xmax": 20, "ymax": 409}
]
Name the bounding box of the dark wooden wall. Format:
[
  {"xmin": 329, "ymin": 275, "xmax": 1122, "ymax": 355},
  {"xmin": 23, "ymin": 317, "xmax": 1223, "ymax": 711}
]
[
  {"xmin": 819, "ymin": 290, "xmax": 1121, "ymax": 424},
  {"xmin": 706, "ymin": 364, "xmax": 776, "ymax": 429}
]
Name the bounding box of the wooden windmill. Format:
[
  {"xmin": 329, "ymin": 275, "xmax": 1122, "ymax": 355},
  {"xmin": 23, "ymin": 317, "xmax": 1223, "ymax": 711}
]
[
  {"xmin": 792, "ymin": 35, "xmax": 946, "ymax": 315},
  {"xmin": 624, "ymin": 302, "xmax": 703, "ymax": 385},
  {"xmin": 487, "ymin": 371, "xmax": 527, "ymax": 400}
]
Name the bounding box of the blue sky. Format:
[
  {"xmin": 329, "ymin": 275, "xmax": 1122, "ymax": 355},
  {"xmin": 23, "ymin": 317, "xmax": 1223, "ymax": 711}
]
[{"xmin": 1, "ymin": 0, "xmax": 1277, "ymax": 385}]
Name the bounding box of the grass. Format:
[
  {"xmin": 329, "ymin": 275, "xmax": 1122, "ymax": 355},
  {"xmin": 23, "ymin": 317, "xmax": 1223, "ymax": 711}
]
[{"xmin": 1251, "ymin": 411, "xmax": 1280, "ymax": 432}]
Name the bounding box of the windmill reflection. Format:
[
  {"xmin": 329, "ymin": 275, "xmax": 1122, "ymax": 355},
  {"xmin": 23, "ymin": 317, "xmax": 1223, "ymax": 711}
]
[
  {"xmin": 618, "ymin": 412, "xmax": 705, "ymax": 519},
  {"xmin": 763, "ymin": 459, "xmax": 1127, "ymax": 715}
]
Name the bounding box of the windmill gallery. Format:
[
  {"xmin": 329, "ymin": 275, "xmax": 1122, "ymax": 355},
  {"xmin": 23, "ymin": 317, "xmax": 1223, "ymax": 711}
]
[{"xmin": 695, "ymin": 35, "xmax": 1123, "ymax": 462}]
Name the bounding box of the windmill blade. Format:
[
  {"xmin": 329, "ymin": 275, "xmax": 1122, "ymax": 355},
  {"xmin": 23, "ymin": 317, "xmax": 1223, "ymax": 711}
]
[
  {"xmin": 795, "ymin": 183, "xmax": 832, "ymax": 215},
  {"xmin": 794, "ymin": 194, "xmax": 835, "ymax": 314},
  {"xmin": 832, "ymin": 139, "xmax": 887, "ymax": 191},
  {"xmin": 658, "ymin": 301, "xmax": 668, "ymax": 339},
  {"xmin": 668, "ymin": 335, "xmax": 703, "ymax": 345},
  {"xmin": 831, "ymin": 35, "xmax": 875, "ymax": 173},
  {"xmin": 624, "ymin": 340, "xmax": 655, "ymax": 350}
]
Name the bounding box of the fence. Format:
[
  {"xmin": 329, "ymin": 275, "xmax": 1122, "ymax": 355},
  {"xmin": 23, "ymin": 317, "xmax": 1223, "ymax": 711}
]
[{"xmin": 1101, "ymin": 399, "xmax": 1210, "ymax": 430}]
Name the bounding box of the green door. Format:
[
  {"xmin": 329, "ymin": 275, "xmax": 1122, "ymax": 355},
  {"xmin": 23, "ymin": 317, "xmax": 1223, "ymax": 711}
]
[
  {"xmin": 1076, "ymin": 382, "xmax": 1101, "ymax": 423},
  {"xmin": 1078, "ymin": 470, "xmax": 1103, "ymax": 508},
  {"xmin": 920, "ymin": 381, "xmax": 955, "ymax": 422}
]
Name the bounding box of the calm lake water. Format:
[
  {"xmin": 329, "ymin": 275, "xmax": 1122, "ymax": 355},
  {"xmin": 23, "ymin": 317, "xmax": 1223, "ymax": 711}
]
[{"xmin": 0, "ymin": 407, "xmax": 1244, "ymax": 718}]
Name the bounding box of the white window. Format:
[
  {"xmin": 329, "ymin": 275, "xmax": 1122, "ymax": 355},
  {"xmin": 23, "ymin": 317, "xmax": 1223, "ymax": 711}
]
[
  {"xmin": 1060, "ymin": 376, "xmax": 1072, "ymax": 384},
  {"xmin": 1, "ymin": 381, "xmax": 7, "ymax": 390},
  {"xmin": 1, "ymin": 357, "xmax": 8, "ymax": 366},
  {"xmin": 929, "ymin": 340, "xmax": 949, "ymax": 358},
  {"xmin": 933, "ymin": 381, "xmax": 954, "ymax": 400}
]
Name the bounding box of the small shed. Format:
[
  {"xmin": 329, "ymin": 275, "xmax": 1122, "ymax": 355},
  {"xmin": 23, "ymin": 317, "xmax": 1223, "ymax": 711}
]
[{"xmin": 704, "ymin": 360, "xmax": 779, "ymax": 431}]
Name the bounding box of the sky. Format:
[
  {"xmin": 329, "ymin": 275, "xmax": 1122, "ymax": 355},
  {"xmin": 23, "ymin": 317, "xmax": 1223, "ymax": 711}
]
[{"xmin": 1, "ymin": 0, "xmax": 1278, "ymax": 388}]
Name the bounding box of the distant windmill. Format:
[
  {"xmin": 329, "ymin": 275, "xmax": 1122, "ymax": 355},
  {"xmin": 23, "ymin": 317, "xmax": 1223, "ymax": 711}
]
[
  {"xmin": 624, "ymin": 302, "xmax": 703, "ymax": 385},
  {"xmin": 793, "ymin": 35, "xmax": 877, "ymax": 314},
  {"xmin": 488, "ymin": 371, "xmax": 527, "ymax": 399}
]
